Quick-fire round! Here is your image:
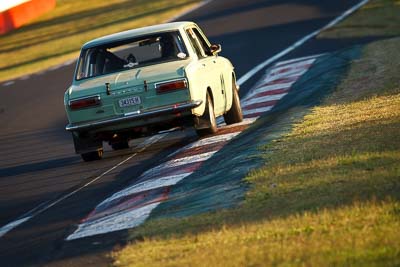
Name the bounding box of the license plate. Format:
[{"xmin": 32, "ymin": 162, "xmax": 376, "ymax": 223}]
[{"xmin": 118, "ymin": 96, "xmax": 141, "ymax": 108}]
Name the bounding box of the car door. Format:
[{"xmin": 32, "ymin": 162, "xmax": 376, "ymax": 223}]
[
  {"xmin": 185, "ymin": 27, "xmax": 225, "ymax": 116},
  {"xmin": 193, "ymin": 27, "xmax": 229, "ymax": 115}
]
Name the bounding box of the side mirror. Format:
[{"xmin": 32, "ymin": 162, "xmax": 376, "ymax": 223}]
[{"xmin": 210, "ymin": 44, "xmax": 222, "ymax": 55}]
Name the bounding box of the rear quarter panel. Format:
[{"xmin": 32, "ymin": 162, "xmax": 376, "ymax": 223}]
[
  {"xmin": 220, "ymin": 56, "xmax": 235, "ymax": 112},
  {"xmin": 185, "ymin": 60, "xmax": 207, "ymax": 116}
]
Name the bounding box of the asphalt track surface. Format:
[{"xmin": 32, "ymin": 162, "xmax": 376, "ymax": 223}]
[{"xmin": 0, "ymin": 1, "xmax": 380, "ymax": 266}]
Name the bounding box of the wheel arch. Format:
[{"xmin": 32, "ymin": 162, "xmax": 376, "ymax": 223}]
[{"xmin": 207, "ymin": 86, "xmax": 214, "ymax": 105}]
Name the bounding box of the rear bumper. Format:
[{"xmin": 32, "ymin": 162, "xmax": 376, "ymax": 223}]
[{"xmin": 65, "ymin": 100, "xmax": 202, "ymax": 132}]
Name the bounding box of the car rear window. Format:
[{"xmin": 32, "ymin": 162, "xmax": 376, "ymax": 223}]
[{"xmin": 75, "ymin": 31, "xmax": 188, "ymax": 80}]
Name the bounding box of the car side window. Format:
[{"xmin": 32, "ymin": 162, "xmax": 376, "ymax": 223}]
[
  {"xmin": 192, "ymin": 28, "xmax": 212, "ymax": 56},
  {"xmin": 186, "ymin": 28, "xmax": 206, "ymax": 59}
]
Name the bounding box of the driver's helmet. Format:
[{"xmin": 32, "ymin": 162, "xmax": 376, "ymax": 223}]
[
  {"xmin": 127, "ymin": 53, "xmax": 136, "ymax": 63},
  {"xmin": 159, "ymin": 34, "xmax": 177, "ymax": 58}
]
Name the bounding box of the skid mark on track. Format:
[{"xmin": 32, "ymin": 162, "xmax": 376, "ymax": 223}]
[{"xmin": 66, "ymin": 55, "xmax": 320, "ymax": 240}]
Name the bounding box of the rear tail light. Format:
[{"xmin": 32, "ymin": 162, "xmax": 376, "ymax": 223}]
[
  {"xmin": 69, "ymin": 96, "xmax": 101, "ymax": 110},
  {"xmin": 156, "ymin": 79, "xmax": 187, "ymax": 94}
]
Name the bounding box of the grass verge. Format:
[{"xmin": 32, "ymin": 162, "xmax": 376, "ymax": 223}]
[
  {"xmin": 113, "ymin": 38, "xmax": 400, "ymax": 267},
  {"xmin": 318, "ymin": 0, "xmax": 400, "ymax": 39},
  {"xmin": 112, "ymin": 2, "xmax": 400, "ymax": 265},
  {"xmin": 0, "ymin": 0, "xmax": 200, "ymax": 82},
  {"xmin": 115, "ymin": 201, "xmax": 400, "ymax": 267}
]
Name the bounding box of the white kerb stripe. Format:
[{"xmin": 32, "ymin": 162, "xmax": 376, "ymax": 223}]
[
  {"xmin": 140, "ymin": 151, "xmax": 217, "ymax": 179},
  {"xmin": 66, "ymin": 202, "xmax": 160, "ymax": 240},
  {"xmin": 270, "ymin": 58, "xmax": 316, "ymax": 75},
  {"xmin": 241, "ymin": 82, "xmax": 295, "ymax": 101},
  {"xmin": 100, "ymin": 151, "xmax": 216, "ymax": 205},
  {"xmin": 169, "ymin": 132, "xmax": 241, "ymax": 157},
  {"xmin": 97, "ymin": 173, "xmax": 191, "ymax": 208},
  {"xmin": 242, "ymin": 93, "xmax": 288, "ymax": 108},
  {"xmin": 274, "ymin": 54, "xmax": 323, "ymax": 67},
  {"xmin": 243, "ymin": 82, "xmax": 294, "ymax": 101},
  {"xmin": 266, "ymin": 69, "xmax": 308, "ymax": 82},
  {"xmin": 268, "ymin": 67, "xmax": 314, "ymax": 82},
  {"xmin": 260, "ymin": 69, "xmax": 310, "ymax": 85},
  {"xmin": 243, "ymin": 106, "xmax": 273, "ymax": 116}
]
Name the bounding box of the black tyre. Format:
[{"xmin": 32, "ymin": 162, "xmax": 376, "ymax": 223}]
[
  {"xmin": 111, "ymin": 140, "xmax": 130, "ymax": 150},
  {"xmin": 81, "ymin": 149, "xmax": 103, "ymax": 162},
  {"xmin": 224, "ymin": 78, "xmax": 243, "ymax": 124},
  {"xmin": 196, "ymin": 93, "xmax": 217, "ymax": 137}
]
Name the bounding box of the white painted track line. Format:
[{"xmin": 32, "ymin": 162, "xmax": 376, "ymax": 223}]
[
  {"xmin": 3, "ymin": 81, "xmax": 15, "ymax": 86},
  {"xmin": 237, "ymin": 0, "xmax": 370, "ymax": 86},
  {"xmin": 0, "ymin": 217, "xmax": 32, "ymax": 238},
  {"xmin": 0, "ymin": 134, "xmax": 166, "ymax": 238}
]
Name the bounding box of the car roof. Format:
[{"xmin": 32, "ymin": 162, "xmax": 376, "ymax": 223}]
[{"xmin": 82, "ymin": 21, "xmax": 196, "ymax": 49}]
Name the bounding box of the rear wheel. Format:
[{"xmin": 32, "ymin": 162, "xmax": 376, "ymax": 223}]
[
  {"xmin": 224, "ymin": 78, "xmax": 243, "ymax": 124},
  {"xmin": 81, "ymin": 149, "xmax": 103, "ymax": 162},
  {"xmin": 196, "ymin": 93, "xmax": 217, "ymax": 137},
  {"xmin": 72, "ymin": 132, "xmax": 103, "ymax": 162}
]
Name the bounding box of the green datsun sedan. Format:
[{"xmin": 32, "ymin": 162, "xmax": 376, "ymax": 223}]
[{"xmin": 64, "ymin": 21, "xmax": 242, "ymax": 161}]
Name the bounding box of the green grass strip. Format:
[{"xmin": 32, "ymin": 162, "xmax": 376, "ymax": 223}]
[
  {"xmin": 113, "ymin": 36, "xmax": 400, "ymax": 267},
  {"xmin": 319, "ymin": 0, "xmax": 400, "ymax": 38}
]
